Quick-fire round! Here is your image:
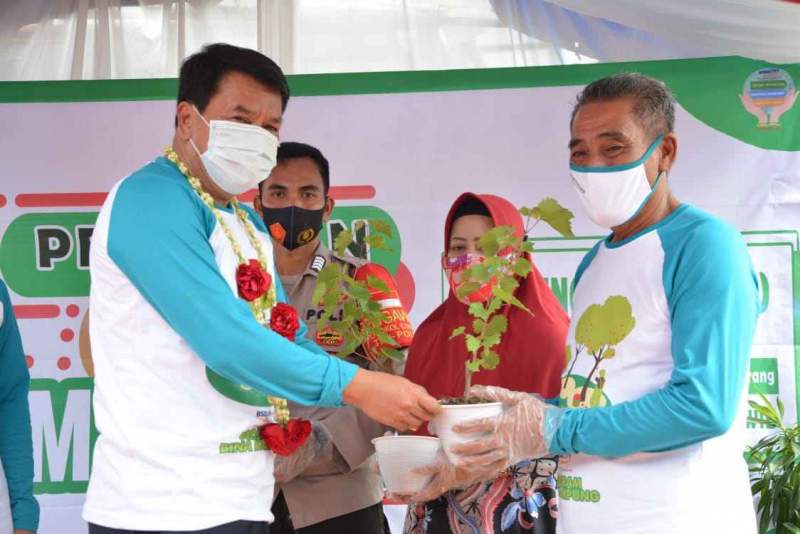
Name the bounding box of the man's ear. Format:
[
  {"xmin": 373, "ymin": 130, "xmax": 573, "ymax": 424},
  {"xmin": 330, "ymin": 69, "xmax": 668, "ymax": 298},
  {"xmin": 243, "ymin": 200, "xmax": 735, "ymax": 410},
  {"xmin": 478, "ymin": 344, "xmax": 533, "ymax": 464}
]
[
  {"xmin": 323, "ymin": 196, "xmax": 335, "ymax": 223},
  {"xmin": 175, "ymin": 101, "xmax": 196, "ymax": 143},
  {"xmin": 253, "ymin": 192, "xmax": 264, "ymax": 217},
  {"xmin": 659, "ymin": 133, "xmax": 678, "ymax": 173}
]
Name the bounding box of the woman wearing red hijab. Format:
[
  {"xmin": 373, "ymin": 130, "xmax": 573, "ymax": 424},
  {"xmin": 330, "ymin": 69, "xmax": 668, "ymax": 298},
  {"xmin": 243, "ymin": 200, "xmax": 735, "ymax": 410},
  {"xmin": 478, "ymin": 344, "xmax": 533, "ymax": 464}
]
[{"xmin": 402, "ymin": 193, "xmax": 568, "ymax": 534}]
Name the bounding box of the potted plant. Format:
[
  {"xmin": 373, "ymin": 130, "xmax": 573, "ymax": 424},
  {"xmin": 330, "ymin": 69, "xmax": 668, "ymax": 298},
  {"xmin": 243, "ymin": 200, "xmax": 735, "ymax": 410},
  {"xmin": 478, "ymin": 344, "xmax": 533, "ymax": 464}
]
[
  {"xmin": 747, "ymin": 394, "xmax": 800, "ymax": 534},
  {"xmin": 312, "ymin": 221, "xmax": 442, "ymax": 494},
  {"xmin": 431, "ymin": 198, "xmax": 574, "ymax": 461}
]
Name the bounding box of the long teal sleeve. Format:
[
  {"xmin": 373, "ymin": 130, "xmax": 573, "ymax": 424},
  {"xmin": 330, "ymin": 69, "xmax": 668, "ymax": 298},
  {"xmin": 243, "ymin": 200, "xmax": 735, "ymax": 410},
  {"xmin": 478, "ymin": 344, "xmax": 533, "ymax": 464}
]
[
  {"xmin": 550, "ymin": 207, "xmax": 759, "ymax": 457},
  {"xmin": 0, "ymin": 280, "xmax": 39, "ymax": 531},
  {"xmin": 107, "ymin": 158, "xmax": 358, "ymax": 407}
]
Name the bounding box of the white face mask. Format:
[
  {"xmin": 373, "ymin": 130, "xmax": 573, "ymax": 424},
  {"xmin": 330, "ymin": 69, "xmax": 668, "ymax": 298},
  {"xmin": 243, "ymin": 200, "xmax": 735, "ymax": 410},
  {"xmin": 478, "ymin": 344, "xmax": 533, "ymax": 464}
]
[
  {"xmin": 569, "ymin": 135, "xmax": 664, "ymax": 229},
  {"xmin": 189, "ymin": 106, "xmax": 279, "ymax": 196}
]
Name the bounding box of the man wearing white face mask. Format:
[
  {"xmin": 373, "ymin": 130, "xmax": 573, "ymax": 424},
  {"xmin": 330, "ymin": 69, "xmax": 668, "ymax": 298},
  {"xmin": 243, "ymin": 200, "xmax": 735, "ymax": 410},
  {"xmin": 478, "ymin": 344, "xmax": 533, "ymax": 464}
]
[
  {"xmin": 83, "ymin": 43, "xmax": 439, "ymax": 534},
  {"xmin": 446, "ymin": 73, "xmax": 759, "ymax": 534}
]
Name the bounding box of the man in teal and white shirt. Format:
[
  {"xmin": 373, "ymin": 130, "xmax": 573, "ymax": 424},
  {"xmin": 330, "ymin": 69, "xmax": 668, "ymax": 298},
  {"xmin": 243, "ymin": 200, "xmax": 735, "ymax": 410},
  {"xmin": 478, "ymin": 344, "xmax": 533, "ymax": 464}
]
[
  {"xmin": 0, "ymin": 279, "xmax": 38, "ymax": 534},
  {"xmin": 449, "ymin": 73, "xmax": 759, "ymax": 533},
  {"xmin": 83, "ymin": 43, "xmax": 439, "ymax": 534}
]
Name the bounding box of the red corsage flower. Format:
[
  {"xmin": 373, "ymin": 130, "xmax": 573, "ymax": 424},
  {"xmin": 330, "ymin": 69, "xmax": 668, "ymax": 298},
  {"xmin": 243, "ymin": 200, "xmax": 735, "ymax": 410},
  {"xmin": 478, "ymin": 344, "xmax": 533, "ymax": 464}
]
[
  {"xmin": 270, "ymin": 303, "xmax": 300, "ymax": 342},
  {"xmin": 236, "ymin": 259, "xmax": 271, "ymax": 302},
  {"xmin": 260, "ymin": 418, "xmax": 312, "ymax": 456}
]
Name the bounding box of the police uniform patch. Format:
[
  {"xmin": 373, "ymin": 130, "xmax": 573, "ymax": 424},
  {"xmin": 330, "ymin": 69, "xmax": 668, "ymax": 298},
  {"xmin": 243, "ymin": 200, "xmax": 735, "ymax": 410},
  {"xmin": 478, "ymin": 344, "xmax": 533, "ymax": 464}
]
[{"xmin": 316, "ymin": 326, "xmax": 344, "ymax": 349}]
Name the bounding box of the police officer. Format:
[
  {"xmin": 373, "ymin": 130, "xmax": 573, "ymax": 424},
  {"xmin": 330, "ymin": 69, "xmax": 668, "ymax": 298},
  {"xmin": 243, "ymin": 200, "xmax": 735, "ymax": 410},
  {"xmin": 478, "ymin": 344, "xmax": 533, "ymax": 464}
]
[{"xmin": 254, "ymin": 142, "xmax": 408, "ymax": 534}]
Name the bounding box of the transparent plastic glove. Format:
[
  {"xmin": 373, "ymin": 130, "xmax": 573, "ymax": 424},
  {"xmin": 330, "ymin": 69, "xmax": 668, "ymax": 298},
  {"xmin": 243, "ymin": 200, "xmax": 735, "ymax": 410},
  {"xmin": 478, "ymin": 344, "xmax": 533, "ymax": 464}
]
[
  {"xmin": 274, "ymin": 422, "xmax": 330, "ymax": 484},
  {"xmin": 450, "ymin": 385, "xmax": 561, "ymax": 472},
  {"xmin": 388, "ymin": 448, "xmax": 504, "ymax": 504}
]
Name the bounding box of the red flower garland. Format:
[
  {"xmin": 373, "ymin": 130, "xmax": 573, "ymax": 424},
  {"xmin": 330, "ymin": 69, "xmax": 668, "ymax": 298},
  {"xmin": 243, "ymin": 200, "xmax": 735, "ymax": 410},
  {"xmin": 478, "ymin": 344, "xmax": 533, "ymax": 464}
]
[
  {"xmin": 261, "ymin": 302, "xmax": 308, "ymax": 456},
  {"xmin": 260, "ymin": 419, "xmax": 312, "ymax": 456},
  {"xmin": 236, "ymin": 259, "xmax": 272, "ymax": 302},
  {"xmin": 270, "ymin": 303, "xmax": 300, "ymax": 342}
]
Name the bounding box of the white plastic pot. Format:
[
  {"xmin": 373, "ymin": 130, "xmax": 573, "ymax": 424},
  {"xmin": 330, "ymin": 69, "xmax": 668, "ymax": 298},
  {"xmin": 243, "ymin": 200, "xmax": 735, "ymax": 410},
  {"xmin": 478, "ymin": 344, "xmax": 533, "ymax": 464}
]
[
  {"xmin": 430, "ymin": 402, "xmax": 503, "ymax": 462},
  {"xmin": 372, "ymin": 435, "xmax": 441, "ymax": 495}
]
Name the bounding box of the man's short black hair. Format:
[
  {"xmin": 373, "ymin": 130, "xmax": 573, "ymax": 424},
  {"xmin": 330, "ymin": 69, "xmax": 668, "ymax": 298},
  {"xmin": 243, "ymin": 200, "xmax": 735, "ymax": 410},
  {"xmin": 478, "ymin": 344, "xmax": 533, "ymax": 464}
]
[
  {"xmin": 571, "ymin": 73, "xmax": 676, "ymax": 139},
  {"xmin": 177, "ymin": 43, "xmax": 290, "ymax": 116},
  {"xmin": 261, "ymin": 142, "xmax": 330, "ymax": 194}
]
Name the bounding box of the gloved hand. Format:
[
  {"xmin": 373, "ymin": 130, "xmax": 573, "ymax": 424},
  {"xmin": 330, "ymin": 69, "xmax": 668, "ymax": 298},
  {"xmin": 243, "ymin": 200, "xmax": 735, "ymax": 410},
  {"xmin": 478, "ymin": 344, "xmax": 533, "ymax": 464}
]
[
  {"xmin": 274, "ymin": 422, "xmax": 331, "ymax": 484},
  {"xmin": 449, "ymin": 385, "xmax": 561, "ymax": 472},
  {"xmin": 388, "ymin": 448, "xmax": 501, "ymax": 504}
]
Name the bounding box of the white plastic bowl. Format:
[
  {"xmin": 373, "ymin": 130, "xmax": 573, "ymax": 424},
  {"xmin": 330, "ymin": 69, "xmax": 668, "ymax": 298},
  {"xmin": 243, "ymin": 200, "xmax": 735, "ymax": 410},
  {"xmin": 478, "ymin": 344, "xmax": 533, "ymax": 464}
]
[
  {"xmin": 430, "ymin": 402, "xmax": 503, "ymax": 462},
  {"xmin": 372, "ymin": 435, "xmax": 441, "ymax": 495}
]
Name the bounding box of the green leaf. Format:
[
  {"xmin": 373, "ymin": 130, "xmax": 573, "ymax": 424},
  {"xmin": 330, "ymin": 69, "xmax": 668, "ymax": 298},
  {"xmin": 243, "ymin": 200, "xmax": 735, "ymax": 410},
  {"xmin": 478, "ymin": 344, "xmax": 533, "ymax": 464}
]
[
  {"xmin": 348, "ymin": 282, "xmax": 372, "ymax": 302},
  {"xmin": 521, "ymin": 240, "xmax": 535, "ymax": 253},
  {"xmin": 323, "ymin": 291, "xmax": 340, "ymax": 312},
  {"xmin": 465, "ymin": 263, "xmax": 491, "ymax": 283},
  {"xmin": 340, "ymin": 338, "xmax": 362, "ymax": 357},
  {"xmin": 784, "ymin": 523, "xmax": 800, "ymax": 534},
  {"xmin": 481, "ymin": 349, "xmax": 500, "ymax": 370},
  {"xmin": 603, "ymin": 347, "xmax": 616, "ymax": 360},
  {"xmin": 312, "ymin": 281, "xmax": 328, "ymax": 307},
  {"xmin": 759, "ymin": 505, "xmax": 771, "ymax": 534},
  {"xmin": 482, "ymin": 333, "xmax": 501, "ymax": 349},
  {"xmin": 369, "ymin": 219, "xmax": 393, "ymax": 238},
  {"xmin": 317, "ymin": 263, "xmax": 343, "ymax": 285},
  {"xmin": 466, "ymin": 359, "xmax": 482, "ymax": 373},
  {"xmin": 486, "ymin": 297, "xmax": 503, "ymax": 316},
  {"xmin": 468, "ymin": 302, "xmax": 491, "ymax": 321},
  {"xmin": 512, "ymin": 256, "xmax": 532, "ymax": 277},
  {"xmin": 749, "ymin": 400, "xmax": 781, "ymax": 427},
  {"xmin": 499, "ymin": 275, "xmax": 519, "ymax": 294},
  {"xmin": 485, "ymin": 314, "xmax": 508, "ymax": 337},
  {"xmin": 519, "ymin": 207, "xmax": 533, "ymax": 217},
  {"xmin": 334, "ymin": 229, "xmax": 353, "ymax": 256},
  {"xmin": 472, "ymin": 318, "xmax": 486, "ymax": 334},
  {"xmin": 342, "ymin": 299, "xmax": 359, "ymax": 314},
  {"xmin": 476, "ymin": 226, "xmax": 508, "ymax": 257},
  {"xmin": 369, "ymin": 311, "xmax": 387, "ymax": 327},
  {"xmin": 532, "ymin": 197, "xmax": 575, "ymax": 237},
  {"xmin": 456, "ymin": 281, "xmax": 482, "ymax": 301},
  {"xmin": 384, "ymin": 347, "xmax": 405, "ymax": 361},
  {"xmin": 374, "ymin": 328, "xmax": 397, "ymax": 346},
  {"xmin": 465, "ymin": 334, "xmax": 480, "ymax": 353},
  {"xmin": 366, "ymin": 275, "xmax": 391, "ymax": 295},
  {"xmin": 493, "ymin": 286, "xmax": 532, "ymax": 315},
  {"xmin": 450, "ymin": 326, "xmax": 466, "ymax": 339}
]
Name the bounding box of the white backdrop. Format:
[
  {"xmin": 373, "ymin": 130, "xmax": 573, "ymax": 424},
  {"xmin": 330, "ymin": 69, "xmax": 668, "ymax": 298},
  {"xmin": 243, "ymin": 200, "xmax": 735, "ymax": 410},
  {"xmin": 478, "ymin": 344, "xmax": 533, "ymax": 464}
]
[{"xmin": 0, "ymin": 56, "xmax": 798, "ymax": 533}]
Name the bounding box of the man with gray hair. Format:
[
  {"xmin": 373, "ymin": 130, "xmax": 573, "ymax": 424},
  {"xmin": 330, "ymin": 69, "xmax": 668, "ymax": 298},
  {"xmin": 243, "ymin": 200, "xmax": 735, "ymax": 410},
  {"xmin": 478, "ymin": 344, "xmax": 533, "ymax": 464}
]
[{"xmin": 443, "ymin": 73, "xmax": 760, "ymax": 533}]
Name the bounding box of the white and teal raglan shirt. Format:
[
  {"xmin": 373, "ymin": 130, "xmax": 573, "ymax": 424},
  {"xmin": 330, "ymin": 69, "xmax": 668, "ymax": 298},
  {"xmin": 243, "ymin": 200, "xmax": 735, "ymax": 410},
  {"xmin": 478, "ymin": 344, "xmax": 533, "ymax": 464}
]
[
  {"xmin": 553, "ymin": 204, "xmax": 759, "ymax": 534},
  {"xmin": 82, "ymin": 156, "xmax": 358, "ymax": 530}
]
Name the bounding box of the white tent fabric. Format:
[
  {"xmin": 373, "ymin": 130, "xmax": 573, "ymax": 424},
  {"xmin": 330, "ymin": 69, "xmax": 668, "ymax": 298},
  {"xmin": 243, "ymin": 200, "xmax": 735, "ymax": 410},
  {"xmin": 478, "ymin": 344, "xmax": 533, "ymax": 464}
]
[
  {"xmin": 495, "ymin": 0, "xmax": 800, "ymax": 64},
  {"xmin": 1, "ymin": 0, "xmax": 798, "ymax": 80},
  {"xmin": 0, "ymin": 0, "xmax": 592, "ymax": 81},
  {"xmin": 490, "ymin": 0, "xmax": 715, "ymax": 63}
]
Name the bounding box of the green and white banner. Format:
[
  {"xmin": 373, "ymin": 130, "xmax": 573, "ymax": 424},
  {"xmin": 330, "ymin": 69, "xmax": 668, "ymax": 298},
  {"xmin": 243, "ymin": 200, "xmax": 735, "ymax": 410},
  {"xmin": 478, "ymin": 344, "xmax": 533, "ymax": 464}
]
[{"xmin": 0, "ymin": 56, "xmax": 798, "ymax": 533}]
